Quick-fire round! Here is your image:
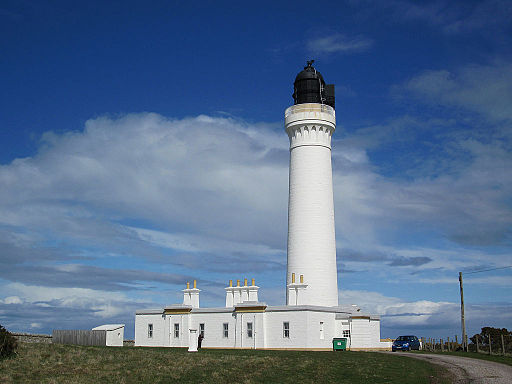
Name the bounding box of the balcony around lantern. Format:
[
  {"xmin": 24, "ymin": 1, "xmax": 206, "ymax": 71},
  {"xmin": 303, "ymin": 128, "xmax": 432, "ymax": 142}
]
[{"xmin": 285, "ymin": 103, "xmax": 336, "ymax": 132}]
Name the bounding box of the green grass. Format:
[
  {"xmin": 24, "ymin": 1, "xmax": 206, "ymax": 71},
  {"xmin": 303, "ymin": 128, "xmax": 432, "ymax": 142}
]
[
  {"xmin": 411, "ymin": 350, "xmax": 512, "ymax": 367},
  {"xmin": 0, "ymin": 343, "xmax": 452, "ymax": 384}
]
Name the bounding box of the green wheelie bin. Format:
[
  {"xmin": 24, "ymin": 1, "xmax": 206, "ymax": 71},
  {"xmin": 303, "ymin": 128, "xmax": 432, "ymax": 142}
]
[{"xmin": 332, "ymin": 337, "xmax": 347, "ymax": 351}]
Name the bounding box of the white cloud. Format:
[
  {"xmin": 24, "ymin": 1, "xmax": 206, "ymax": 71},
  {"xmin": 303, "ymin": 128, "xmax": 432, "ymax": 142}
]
[
  {"xmin": 0, "ymin": 111, "xmax": 510, "ymax": 282},
  {"xmin": 0, "ymin": 109, "xmax": 510, "ymax": 336},
  {"xmin": 341, "ymin": 289, "xmax": 512, "ymax": 335},
  {"xmin": 0, "ymin": 113, "xmax": 289, "ymax": 251},
  {"xmin": 2, "ymin": 296, "xmax": 23, "ymax": 304},
  {"xmin": 402, "ymin": 61, "xmax": 512, "ymax": 122},
  {"xmin": 134, "ymin": 227, "xmax": 282, "ymax": 257},
  {"xmin": 4, "ymin": 282, "xmax": 132, "ymax": 304},
  {"xmin": 306, "ymin": 33, "xmax": 373, "ymax": 55},
  {"xmin": 341, "ymin": 289, "xmax": 458, "ymax": 326}
]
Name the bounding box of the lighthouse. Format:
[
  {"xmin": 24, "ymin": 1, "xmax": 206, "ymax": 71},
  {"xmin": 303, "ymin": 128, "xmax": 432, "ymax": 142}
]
[
  {"xmin": 285, "ymin": 61, "xmax": 338, "ymax": 307},
  {"xmin": 135, "ymin": 63, "xmax": 387, "ymax": 351}
]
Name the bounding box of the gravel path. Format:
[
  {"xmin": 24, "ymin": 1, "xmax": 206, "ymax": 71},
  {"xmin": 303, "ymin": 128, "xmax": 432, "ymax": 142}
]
[{"xmin": 396, "ymin": 353, "xmax": 512, "ymax": 383}]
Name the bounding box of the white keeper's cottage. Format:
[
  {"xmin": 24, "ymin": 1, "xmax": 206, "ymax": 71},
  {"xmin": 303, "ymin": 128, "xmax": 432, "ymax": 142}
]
[{"xmin": 135, "ymin": 62, "xmax": 389, "ymax": 351}]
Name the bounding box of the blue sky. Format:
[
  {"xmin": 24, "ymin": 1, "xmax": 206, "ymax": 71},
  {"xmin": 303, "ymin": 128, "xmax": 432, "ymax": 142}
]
[{"xmin": 1, "ymin": 0, "xmax": 511, "ymax": 339}]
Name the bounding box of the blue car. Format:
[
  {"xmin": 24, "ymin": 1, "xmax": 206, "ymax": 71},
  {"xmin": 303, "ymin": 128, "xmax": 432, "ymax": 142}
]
[{"xmin": 392, "ymin": 335, "xmax": 421, "ymax": 351}]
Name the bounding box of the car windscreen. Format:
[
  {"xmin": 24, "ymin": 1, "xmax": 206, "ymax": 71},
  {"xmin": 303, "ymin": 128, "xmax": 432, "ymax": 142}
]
[{"xmin": 397, "ymin": 336, "xmax": 415, "ymax": 341}]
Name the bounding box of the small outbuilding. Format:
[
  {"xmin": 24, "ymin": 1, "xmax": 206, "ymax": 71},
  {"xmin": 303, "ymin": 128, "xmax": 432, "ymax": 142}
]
[{"xmin": 91, "ymin": 324, "xmax": 125, "ymax": 346}]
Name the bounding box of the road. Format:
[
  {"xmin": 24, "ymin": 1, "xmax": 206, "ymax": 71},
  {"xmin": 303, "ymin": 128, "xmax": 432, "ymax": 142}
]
[{"xmin": 396, "ymin": 352, "xmax": 512, "ymax": 383}]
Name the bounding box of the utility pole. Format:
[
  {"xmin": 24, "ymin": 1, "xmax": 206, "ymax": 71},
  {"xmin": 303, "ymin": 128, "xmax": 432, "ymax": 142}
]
[
  {"xmin": 457, "ymin": 265, "xmax": 512, "ymax": 353},
  {"xmin": 459, "ymin": 272, "xmax": 467, "ymax": 352}
]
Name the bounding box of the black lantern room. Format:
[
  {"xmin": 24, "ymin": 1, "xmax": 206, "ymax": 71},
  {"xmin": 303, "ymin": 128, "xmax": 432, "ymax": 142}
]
[{"xmin": 293, "ymin": 60, "xmax": 335, "ymax": 109}]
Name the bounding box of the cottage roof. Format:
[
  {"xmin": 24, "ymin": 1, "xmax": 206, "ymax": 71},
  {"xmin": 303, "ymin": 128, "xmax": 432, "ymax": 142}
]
[{"xmin": 92, "ymin": 324, "xmax": 125, "ymax": 331}]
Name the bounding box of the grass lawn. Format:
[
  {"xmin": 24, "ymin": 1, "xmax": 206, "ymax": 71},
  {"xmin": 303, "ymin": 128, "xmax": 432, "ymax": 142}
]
[
  {"xmin": 411, "ymin": 350, "xmax": 512, "ymax": 367},
  {"xmin": 0, "ymin": 343, "xmax": 452, "ymax": 384}
]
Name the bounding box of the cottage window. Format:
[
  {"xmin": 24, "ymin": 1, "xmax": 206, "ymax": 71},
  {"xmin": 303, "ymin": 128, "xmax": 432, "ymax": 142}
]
[
  {"xmin": 223, "ymin": 323, "xmax": 229, "ymax": 338},
  {"xmin": 247, "ymin": 322, "xmax": 253, "ymax": 338},
  {"xmin": 148, "ymin": 324, "xmax": 153, "ymax": 338},
  {"xmin": 174, "ymin": 323, "xmax": 180, "ymax": 338},
  {"xmin": 343, "ymin": 330, "xmax": 351, "ymax": 338},
  {"xmin": 199, "ymin": 323, "xmax": 205, "ymax": 337},
  {"xmin": 283, "ymin": 322, "xmax": 290, "ymax": 338}
]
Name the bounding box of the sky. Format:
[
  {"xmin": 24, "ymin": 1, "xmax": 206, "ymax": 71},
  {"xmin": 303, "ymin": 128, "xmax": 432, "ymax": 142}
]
[{"xmin": 1, "ymin": 0, "xmax": 511, "ymax": 340}]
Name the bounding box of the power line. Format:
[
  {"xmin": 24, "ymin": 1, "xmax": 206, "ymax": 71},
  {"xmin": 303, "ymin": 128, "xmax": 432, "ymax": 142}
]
[{"xmin": 463, "ymin": 265, "xmax": 512, "ymax": 275}]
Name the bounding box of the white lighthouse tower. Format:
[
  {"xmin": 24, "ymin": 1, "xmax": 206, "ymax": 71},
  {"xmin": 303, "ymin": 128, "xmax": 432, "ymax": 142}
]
[{"xmin": 285, "ymin": 61, "xmax": 338, "ymax": 307}]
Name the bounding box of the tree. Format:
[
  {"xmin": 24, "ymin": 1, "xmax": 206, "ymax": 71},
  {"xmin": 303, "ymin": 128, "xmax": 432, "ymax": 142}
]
[
  {"xmin": 470, "ymin": 327, "xmax": 511, "ymax": 350},
  {"xmin": 0, "ymin": 324, "xmax": 18, "ymax": 359}
]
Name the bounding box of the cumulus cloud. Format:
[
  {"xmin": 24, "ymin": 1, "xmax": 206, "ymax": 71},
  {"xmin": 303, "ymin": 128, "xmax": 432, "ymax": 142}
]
[
  {"xmin": 0, "ymin": 282, "xmax": 152, "ymax": 336},
  {"xmin": 0, "ymin": 107, "xmax": 510, "ymax": 336},
  {"xmin": 306, "ymin": 33, "xmax": 373, "ymax": 55},
  {"xmin": 341, "ymin": 289, "xmax": 512, "ymax": 337},
  {"xmin": 0, "ymin": 113, "xmax": 289, "ymax": 269}
]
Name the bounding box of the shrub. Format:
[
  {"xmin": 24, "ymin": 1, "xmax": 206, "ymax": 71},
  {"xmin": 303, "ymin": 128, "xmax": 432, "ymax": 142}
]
[{"xmin": 0, "ymin": 324, "xmax": 18, "ymax": 359}]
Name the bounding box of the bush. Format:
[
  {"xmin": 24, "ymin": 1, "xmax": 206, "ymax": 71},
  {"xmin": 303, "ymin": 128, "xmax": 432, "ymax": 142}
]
[{"xmin": 0, "ymin": 324, "xmax": 18, "ymax": 359}]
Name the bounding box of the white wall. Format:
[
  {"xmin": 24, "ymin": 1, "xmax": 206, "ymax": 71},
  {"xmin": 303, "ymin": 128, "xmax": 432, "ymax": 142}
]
[
  {"xmin": 135, "ymin": 309, "xmax": 384, "ymax": 350},
  {"xmin": 167, "ymin": 314, "xmax": 191, "ymax": 348},
  {"xmin": 186, "ymin": 312, "xmax": 236, "ymax": 349},
  {"xmin": 135, "ymin": 313, "xmax": 166, "ymax": 347},
  {"xmin": 348, "ymin": 317, "xmax": 385, "ymax": 350},
  {"xmin": 264, "ymin": 311, "xmax": 307, "ymax": 349},
  {"xmin": 305, "ymin": 311, "xmax": 336, "ymax": 349},
  {"xmin": 106, "ymin": 328, "xmax": 124, "ymax": 347}
]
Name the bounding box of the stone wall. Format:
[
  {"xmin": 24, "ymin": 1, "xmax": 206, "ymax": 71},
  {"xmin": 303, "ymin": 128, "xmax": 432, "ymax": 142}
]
[{"xmin": 12, "ymin": 332, "xmax": 52, "ymax": 344}]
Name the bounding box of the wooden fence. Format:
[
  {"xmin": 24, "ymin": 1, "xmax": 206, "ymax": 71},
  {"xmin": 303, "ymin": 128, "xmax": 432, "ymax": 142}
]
[
  {"xmin": 421, "ymin": 335, "xmax": 512, "ymax": 356},
  {"xmin": 52, "ymin": 330, "xmax": 106, "ymax": 346}
]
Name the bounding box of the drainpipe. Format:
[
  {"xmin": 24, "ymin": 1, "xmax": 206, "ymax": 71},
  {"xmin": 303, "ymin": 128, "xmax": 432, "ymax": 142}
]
[
  {"xmin": 233, "ymin": 312, "xmax": 237, "ymax": 348},
  {"xmin": 349, "ymin": 320, "xmax": 352, "ymax": 350},
  {"xmin": 240, "ymin": 313, "xmax": 243, "ymax": 349}
]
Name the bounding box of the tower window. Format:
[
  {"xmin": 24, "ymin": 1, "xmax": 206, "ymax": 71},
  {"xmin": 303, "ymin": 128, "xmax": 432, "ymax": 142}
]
[
  {"xmin": 283, "ymin": 322, "xmax": 290, "ymax": 338},
  {"xmin": 223, "ymin": 323, "xmax": 229, "ymax": 338},
  {"xmin": 247, "ymin": 322, "xmax": 253, "ymax": 338},
  {"xmin": 148, "ymin": 324, "xmax": 153, "ymax": 339}
]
